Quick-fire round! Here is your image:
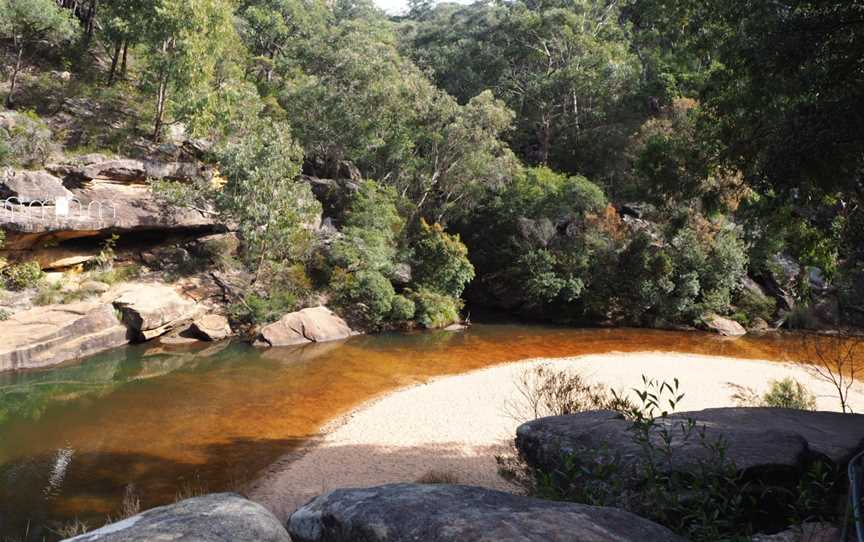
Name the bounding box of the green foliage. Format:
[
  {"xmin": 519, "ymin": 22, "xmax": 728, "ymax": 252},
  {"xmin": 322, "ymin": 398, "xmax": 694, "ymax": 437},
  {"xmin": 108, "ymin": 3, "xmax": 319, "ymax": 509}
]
[
  {"xmin": 32, "ymin": 281, "xmax": 88, "ymax": 306},
  {"xmin": 330, "ymin": 180, "xmax": 403, "ymax": 276},
  {"xmin": 1, "ymin": 261, "xmax": 43, "ymax": 291},
  {"xmin": 217, "ymin": 117, "xmax": 321, "ymax": 269},
  {"xmin": 408, "ymin": 287, "xmax": 461, "ymax": 329},
  {"xmin": 332, "ymin": 268, "xmax": 395, "ymax": 328},
  {"xmin": 229, "ymin": 289, "xmax": 298, "ymax": 327},
  {"xmin": 0, "ymin": 110, "xmax": 56, "ymax": 167},
  {"xmin": 761, "ymin": 378, "xmax": 817, "ymax": 411},
  {"xmin": 0, "ymin": 308, "xmax": 9, "ymax": 321},
  {"xmin": 733, "ymin": 286, "xmax": 777, "ymax": 326},
  {"xmin": 389, "ymin": 294, "xmax": 415, "ymax": 321},
  {"xmin": 411, "ymin": 220, "xmax": 474, "ymax": 298},
  {"xmin": 0, "ymin": 0, "xmax": 78, "ymax": 105}
]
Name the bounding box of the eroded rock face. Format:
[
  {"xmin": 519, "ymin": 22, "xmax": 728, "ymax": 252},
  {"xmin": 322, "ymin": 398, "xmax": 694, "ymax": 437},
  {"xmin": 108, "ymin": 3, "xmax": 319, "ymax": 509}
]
[
  {"xmin": 113, "ymin": 283, "xmax": 200, "ymax": 341},
  {"xmin": 288, "ymin": 483, "xmax": 685, "ymax": 542},
  {"xmin": 257, "ymin": 306, "xmax": 353, "ymax": 347},
  {"xmin": 0, "ymin": 301, "xmax": 129, "ymax": 372},
  {"xmin": 704, "ymin": 314, "xmax": 747, "ymax": 336},
  {"xmin": 190, "ymin": 314, "xmax": 232, "ymax": 341},
  {"xmin": 65, "ymin": 493, "xmax": 290, "ymax": 542},
  {"xmin": 516, "ymin": 408, "xmax": 864, "ymax": 483},
  {"xmin": 1, "ymin": 169, "xmax": 73, "ymax": 203}
]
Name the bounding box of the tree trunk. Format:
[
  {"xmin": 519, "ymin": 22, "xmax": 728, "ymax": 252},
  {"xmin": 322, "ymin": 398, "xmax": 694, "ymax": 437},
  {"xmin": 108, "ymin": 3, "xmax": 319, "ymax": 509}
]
[
  {"xmin": 6, "ymin": 45, "xmax": 24, "ymax": 108},
  {"xmin": 120, "ymin": 40, "xmax": 129, "ymax": 77},
  {"xmin": 107, "ymin": 39, "xmax": 121, "ymax": 86},
  {"xmin": 537, "ymin": 115, "xmax": 552, "ymax": 166},
  {"xmin": 152, "ymin": 76, "xmax": 167, "ymax": 142}
]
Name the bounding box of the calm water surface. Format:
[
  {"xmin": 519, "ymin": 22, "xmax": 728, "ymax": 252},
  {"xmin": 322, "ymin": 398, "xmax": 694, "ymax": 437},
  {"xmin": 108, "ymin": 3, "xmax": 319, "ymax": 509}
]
[{"xmin": 0, "ymin": 322, "xmax": 820, "ymax": 539}]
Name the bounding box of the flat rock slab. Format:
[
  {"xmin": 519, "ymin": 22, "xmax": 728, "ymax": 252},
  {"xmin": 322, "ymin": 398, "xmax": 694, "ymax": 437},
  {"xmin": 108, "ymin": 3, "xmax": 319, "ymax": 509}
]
[
  {"xmin": 288, "ymin": 483, "xmax": 684, "ymax": 542},
  {"xmin": 65, "ymin": 493, "xmax": 290, "ymax": 542},
  {"xmin": 679, "ymin": 407, "xmax": 864, "ymax": 466},
  {"xmin": 113, "ymin": 283, "xmax": 200, "ymax": 341},
  {"xmin": 0, "ymin": 301, "xmax": 129, "ymax": 372},
  {"xmin": 516, "ymin": 408, "xmax": 864, "ymax": 482},
  {"xmin": 257, "ymin": 306, "xmax": 353, "ymax": 347}
]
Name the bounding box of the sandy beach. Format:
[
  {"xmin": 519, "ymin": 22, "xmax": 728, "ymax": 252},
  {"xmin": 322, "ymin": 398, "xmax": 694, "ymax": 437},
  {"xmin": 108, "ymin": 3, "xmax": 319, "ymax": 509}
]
[{"xmin": 249, "ymin": 351, "xmax": 864, "ymax": 521}]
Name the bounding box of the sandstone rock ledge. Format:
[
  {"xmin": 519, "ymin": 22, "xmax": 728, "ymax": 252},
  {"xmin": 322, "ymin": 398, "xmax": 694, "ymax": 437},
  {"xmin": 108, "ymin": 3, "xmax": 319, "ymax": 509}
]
[
  {"xmin": 65, "ymin": 493, "xmax": 290, "ymax": 542},
  {"xmin": 288, "ymin": 483, "xmax": 684, "ymax": 542},
  {"xmin": 0, "ymin": 301, "xmax": 128, "ymax": 372}
]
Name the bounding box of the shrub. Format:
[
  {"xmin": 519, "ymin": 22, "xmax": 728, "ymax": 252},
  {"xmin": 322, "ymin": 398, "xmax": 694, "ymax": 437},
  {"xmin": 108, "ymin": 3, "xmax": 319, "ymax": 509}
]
[
  {"xmin": 330, "ymin": 180, "xmax": 403, "ymax": 276},
  {"xmin": 0, "ymin": 110, "xmax": 57, "ymax": 167},
  {"xmin": 389, "ymin": 294, "xmax": 416, "ymax": 321},
  {"xmin": 1, "ymin": 261, "xmax": 44, "ymax": 290},
  {"xmin": 762, "ymin": 378, "xmax": 817, "ymax": 410},
  {"xmin": 411, "ymin": 219, "xmax": 474, "ymax": 298},
  {"xmin": 409, "ymin": 287, "xmax": 461, "ymax": 328},
  {"xmin": 734, "ymin": 286, "xmax": 777, "ymax": 325},
  {"xmin": 0, "ymin": 309, "xmax": 10, "ymax": 321},
  {"xmin": 504, "ymin": 364, "xmax": 632, "ymax": 422},
  {"xmin": 332, "ymin": 269, "xmax": 396, "ymax": 328},
  {"xmin": 228, "ymin": 288, "xmax": 298, "ymax": 327},
  {"xmin": 728, "ymin": 377, "xmax": 817, "ymax": 410},
  {"xmin": 33, "ymin": 281, "xmax": 88, "ymax": 306}
]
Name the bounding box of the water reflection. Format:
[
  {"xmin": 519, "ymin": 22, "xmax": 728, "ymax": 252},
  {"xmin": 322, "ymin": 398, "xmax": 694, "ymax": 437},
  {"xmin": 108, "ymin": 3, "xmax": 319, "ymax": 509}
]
[{"xmin": 0, "ymin": 324, "xmax": 825, "ymax": 539}]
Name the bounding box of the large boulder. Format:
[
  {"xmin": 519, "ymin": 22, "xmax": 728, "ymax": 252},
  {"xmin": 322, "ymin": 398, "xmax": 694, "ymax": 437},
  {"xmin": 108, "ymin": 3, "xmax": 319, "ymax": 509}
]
[
  {"xmin": 703, "ymin": 314, "xmax": 747, "ymax": 336},
  {"xmin": 113, "ymin": 283, "xmax": 200, "ymax": 341},
  {"xmin": 190, "ymin": 314, "xmax": 232, "ymax": 341},
  {"xmin": 516, "ymin": 408, "xmax": 864, "ymax": 483},
  {"xmin": 0, "ymin": 301, "xmax": 129, "ymax": 372},
  {"xmin": 65, "ymin": 493, "xmax": 290, "ymax": 542},
  {"xmin": 1, "ymin": 169, "xmax": 73, "ymax": 203},
  {"xmin": 257, "ymin": 306, "xmax": 353, "ymax": 347},
  {"xmin": 288, "ymin": 483, "xmax": 684, "ymax": 542},
  {"xmin": 47, "ymin": 154, "xmax": 208, "ymax": 183}
]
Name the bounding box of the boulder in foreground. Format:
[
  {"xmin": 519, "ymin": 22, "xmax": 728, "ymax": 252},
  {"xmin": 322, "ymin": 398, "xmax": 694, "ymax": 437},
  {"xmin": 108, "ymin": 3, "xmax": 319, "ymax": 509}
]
[
  {"xmin": 257, "ymin": 306, "xmax": 353, "ymax": 347},
  {"xmin": 288, "ymin": 483, "xmax": 684, "ymax": 542},
  {"xmin": 65, "ymin": 493, "xmax": 290, "ymax": 542},
  {"xmin": 516, "ymin": 407, "xmax": 864, "ymax": 482}
]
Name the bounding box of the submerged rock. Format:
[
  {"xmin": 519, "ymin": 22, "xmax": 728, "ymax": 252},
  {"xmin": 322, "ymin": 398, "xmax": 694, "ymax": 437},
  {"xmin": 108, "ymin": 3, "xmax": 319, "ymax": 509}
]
[
  {"xmin": 65, "ymin": 493, "xmax": 290, "ymax": 542},
  {"xmin": 256, "ymin": 306, "xmax": 353, "ymax": 347},
  {"xmin": 0, "ymin": 301, "xmax": 129, "ymax": 372},
  {"xmin": 288, "ymin": 483, "xmax": 684, "ymax": 542}
]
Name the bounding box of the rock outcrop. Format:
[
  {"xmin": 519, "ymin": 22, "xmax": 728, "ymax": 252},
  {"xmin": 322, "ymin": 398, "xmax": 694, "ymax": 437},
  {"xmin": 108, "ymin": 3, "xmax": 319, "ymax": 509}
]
[
  {"xmin": 0, "ymin": 301, "xmax": 129, "ymax": 372},
  {"xmin": 516, "ymin": 408, "xmax": 864, "ymax": 482},
  {"xmin": 256, "ymin": 306, "xmax": 353, "ymax": 347},
  {"xmin": 65, "ymin": 493, "xmax": 290, "ymax": 542},
  {"xmin": 288, "ymin": 483, "xmax": 684, "ymax": 542},
  {"xmin": 113, "ymin": 283, "xmax": 200, "ymax": 341},
  {"xmin": 1, "ymin": 169, "xmax": 74, "ymax": 202},
  {"xmin": 190, "ymin": 314, "xmax": 232, "ymax": 341}
]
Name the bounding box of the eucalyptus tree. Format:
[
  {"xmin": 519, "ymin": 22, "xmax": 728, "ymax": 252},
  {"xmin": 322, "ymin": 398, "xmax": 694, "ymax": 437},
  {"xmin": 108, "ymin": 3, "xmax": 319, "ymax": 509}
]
[
  {"xmin": 0, "ymin": 0, "xmax": 78, "ymax": 106},
  {"xmin": 141, "ymin": 0, "xmax": 244, "ymax": 141}
]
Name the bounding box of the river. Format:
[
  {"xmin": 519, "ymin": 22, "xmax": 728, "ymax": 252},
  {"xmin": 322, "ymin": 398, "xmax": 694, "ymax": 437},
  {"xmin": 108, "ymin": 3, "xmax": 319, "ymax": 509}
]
[{"xmin": 0, "ymin": 322, "xmax": 819, "ymax": 540}]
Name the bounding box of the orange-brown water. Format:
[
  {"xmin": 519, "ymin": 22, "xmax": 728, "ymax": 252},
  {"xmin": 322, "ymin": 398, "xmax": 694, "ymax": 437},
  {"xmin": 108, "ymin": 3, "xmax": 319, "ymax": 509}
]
[{"xmin": 0, "ymin": 323, "xmax": 831, "ymax": 539}]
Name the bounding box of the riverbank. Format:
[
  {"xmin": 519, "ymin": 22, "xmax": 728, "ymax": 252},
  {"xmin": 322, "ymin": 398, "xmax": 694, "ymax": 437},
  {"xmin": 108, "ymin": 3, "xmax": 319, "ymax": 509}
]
[{"xmin": 249, "ymin": 351, "xmax": 864, "ymax": 521}]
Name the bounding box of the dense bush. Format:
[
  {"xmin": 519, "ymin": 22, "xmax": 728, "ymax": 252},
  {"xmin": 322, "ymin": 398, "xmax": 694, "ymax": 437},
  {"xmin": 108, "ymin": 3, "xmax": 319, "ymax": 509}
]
[
  {"xmin": 0, "ymin": 110, "xmax": 57, "ymax": 167},
  {"xmin": 762, "ymin": 378, "xmax": 817, "ymax": 410},
  {"xmin": 1, "ymin": 261, "xmax": 44, "ymax": 291},
  {"xmin": 330, "ymin": 180, "xmax": 404, "ymax": 276},
  {"xmin": 411, "ymin": 219, "xmax": 474, "ymax": 298},
  {"xmin": 408, "ymin": 287, "xmax": 461, "ymax": 329},
  {"xmin": 332, "ymin": 268, "xmax": 396, "ymax": 328},
  {"xmin": 389, "ymin": 294, "xmax": 416, "ymax": 321}
]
